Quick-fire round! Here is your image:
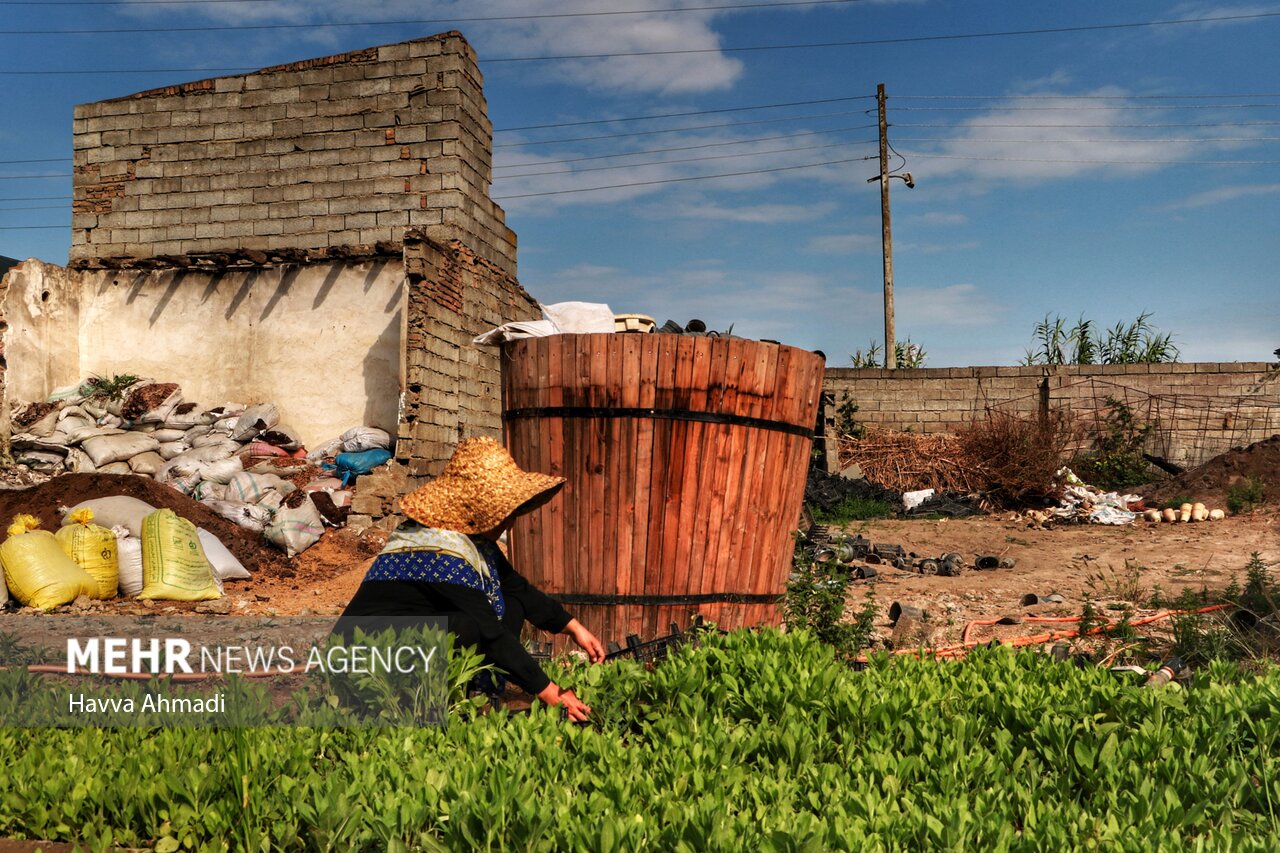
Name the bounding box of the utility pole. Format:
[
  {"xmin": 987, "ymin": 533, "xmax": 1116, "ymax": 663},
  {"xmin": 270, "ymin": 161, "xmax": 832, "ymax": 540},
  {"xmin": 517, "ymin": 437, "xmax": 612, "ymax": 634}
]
[{"xmin": 876, "ymin": 82, "xmax": 895, "ymax": 369}]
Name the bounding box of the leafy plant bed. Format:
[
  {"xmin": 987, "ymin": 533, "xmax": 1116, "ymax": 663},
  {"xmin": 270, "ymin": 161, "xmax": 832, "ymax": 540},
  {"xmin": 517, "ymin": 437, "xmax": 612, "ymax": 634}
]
[{"xmin": 2, "ymin": 630, "xmax": 1279, "ymax": 850}]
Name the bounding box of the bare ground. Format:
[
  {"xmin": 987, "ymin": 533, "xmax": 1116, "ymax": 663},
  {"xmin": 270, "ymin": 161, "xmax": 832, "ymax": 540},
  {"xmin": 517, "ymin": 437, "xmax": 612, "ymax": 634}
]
[{"xmin": 837, "ymin": 507, "xmax": 1279, "ymax": 648}]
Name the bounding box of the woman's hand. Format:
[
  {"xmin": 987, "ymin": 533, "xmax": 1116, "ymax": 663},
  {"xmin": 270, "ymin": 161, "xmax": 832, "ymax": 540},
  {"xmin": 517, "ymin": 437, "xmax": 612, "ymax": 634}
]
[
  {"xmin": 536, "ymin": 682, "xmax": 592, "ymax": 722},
  {"xmin": 564, "ymin": 619, "xmax": 605, "ymax": 663}
]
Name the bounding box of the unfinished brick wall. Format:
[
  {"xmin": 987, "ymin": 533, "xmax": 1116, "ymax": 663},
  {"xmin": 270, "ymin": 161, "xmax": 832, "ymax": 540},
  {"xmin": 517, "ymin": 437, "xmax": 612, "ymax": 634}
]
[
  {"xmin": 348, "ymin": 230, "xmax": 540, "ymax": 527},
  {"xmin": 71, "ymin": 31, "xmax": 515, "ymax": 273},
  {"xmin": 825, "ymin": 362, "xmax": 1280, "ymax": 468}
]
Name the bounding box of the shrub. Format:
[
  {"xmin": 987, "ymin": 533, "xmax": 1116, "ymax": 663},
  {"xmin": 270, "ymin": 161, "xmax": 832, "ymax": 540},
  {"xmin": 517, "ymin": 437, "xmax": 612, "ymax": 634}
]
[
  {"xmin": 1227, "ymin": 477, "xmax": 1266, "ymax": 515},
  {"xmin": 957, "ymin": 407, "xmax": 1081, "ymax": 504},
  {"xmin": 782, "ymin": 539, "xmax": 878, "ymax": 661},
  {"xmin": 1074, "ymin": 396, "xmax": 1157, "ymax": 490}
]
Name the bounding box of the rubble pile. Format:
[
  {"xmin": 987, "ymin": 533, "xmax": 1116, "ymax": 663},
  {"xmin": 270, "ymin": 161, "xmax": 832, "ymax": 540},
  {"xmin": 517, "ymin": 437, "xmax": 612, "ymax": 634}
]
[{"xmin": 8, "ymin": 377, "xmax": 395, "ymax": 556}]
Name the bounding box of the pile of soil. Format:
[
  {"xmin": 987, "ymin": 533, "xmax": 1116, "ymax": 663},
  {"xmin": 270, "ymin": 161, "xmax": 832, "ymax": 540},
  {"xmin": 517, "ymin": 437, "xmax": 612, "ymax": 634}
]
[
  {"xmin": 1142, "ymin": 434, "xmax": 1280, "ymax": 509},
  {"xmin": 0, "ymin": 473, "xmax": 291, "ymax": 577}
]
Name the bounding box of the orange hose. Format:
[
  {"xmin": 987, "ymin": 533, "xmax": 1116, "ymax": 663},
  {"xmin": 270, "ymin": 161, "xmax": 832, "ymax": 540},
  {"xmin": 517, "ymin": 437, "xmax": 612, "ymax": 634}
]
[{"xmin": 880, "ymin": 604, "xmax": 1229, "ymax": 662}]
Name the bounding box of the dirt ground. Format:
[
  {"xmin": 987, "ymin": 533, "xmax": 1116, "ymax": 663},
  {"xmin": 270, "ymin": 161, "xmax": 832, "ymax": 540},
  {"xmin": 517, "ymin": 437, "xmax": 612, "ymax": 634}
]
[
  {"xmin": 157, "ymin": 505, "xmax": 1278, "ymax": 649},
  {"xmin": 1, "ymin": 466, "xmax": 1275, "ymax": 653},
  {"xmin": 837, "ymin": 507, "xmax": 1278, "ymax": 647}
]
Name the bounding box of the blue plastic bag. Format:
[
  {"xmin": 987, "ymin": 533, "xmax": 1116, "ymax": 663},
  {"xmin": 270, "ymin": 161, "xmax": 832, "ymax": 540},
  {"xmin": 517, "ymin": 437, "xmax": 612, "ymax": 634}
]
[{"xmin": 331, "ymin": 448, "xmax": 392, "ymax": 486}]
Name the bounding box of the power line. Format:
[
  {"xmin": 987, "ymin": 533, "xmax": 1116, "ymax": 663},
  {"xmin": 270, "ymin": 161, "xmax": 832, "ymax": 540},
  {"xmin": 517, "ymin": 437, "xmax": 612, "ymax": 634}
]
[
  {"xmin": 498, "ymin": 138, "xmax": 876, "ymax": 179},
  {"xmin": 4, "ymin": 10, "xmax": 1277, "ymax": 73},
  {"xmin": 497, "ymin": 94, "xmax": 873, "ymax": 132},
  {"xmin": 0, "ymin": 157, "xmax": 71, "ymax": 165},
  {"xmin": 891, "ymin": 103, "xmax": 1280, "ymax": 112},
  {"xmin": 0, "ymin": 204, "xmax": 69, "ymax": 211},
  {"xmin": 894, "ymin": 92, "xmax": 1280, "ymax": 100},
  {"xmin": 492, "ymin": 154, "xmax": 875, "ymax": 199},
  {"xmin": 482, "ymin": 11, "xmax": 1280, "ymax": 63},
  {"xmin": 894, "ymin": 136, "xmax": 1280, "ymax": 144},
  {"xmin": 0, "ymin": 195, "xmax": 72, "ymax": 201},
  {"xmin": 496, "ymin": 124, "xmax": 878, "ymax": 168},
  {"xmin": 895, "ymin": 121, "xmax": 1280, "ymax": 129},
  {"xmin": 901, "ymin": 151, "xmax": 1280, "ymax": 166},
  {"xmin": 496, "ymin": 113, "xmax": 875, "ymax": 148},
  {"xmin": 0, "ymin": 0, "xmax": 870, "ymax": 33},
  {"xmin": 0, "ymin": 174, "xmax": 71, "ymax": 180},
  {"xmin": 1, "ymin": 0, "xmax": 288, "ymax": 4},
  {"xmin": 0, "ymin": 224, "xmax": 68, "ymax": 230}
]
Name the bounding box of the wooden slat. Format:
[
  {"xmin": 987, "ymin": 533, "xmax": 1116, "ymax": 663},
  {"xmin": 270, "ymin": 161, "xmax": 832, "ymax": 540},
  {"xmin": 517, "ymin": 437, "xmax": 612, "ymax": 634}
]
[
  {"xmin": 735, "ymin": 342, "xmax": 779, "ymax": 629},
  {"xmin": 629, "ymin": 335, "xmax": 660, "ymax": 640}
]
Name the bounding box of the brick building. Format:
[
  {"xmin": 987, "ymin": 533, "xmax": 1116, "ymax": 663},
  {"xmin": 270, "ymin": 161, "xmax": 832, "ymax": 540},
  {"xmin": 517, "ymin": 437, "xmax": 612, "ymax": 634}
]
[{"xmin": 1, "ymin": 31, "xmax": 540, "ymax": 526}]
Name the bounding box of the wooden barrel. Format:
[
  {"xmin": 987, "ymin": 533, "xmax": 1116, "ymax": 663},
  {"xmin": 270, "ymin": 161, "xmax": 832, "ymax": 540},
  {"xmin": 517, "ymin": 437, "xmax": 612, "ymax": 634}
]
[{"xmin": 501, "ymin": 333, "xmax": 825, "ymax": 646}]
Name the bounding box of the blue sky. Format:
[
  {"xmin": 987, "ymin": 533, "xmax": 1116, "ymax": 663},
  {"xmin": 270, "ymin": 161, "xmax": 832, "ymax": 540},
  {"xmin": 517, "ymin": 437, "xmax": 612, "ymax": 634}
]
[{"xmin": 1, "ymin": 1, "xmax": 1278, "ymax": 366}]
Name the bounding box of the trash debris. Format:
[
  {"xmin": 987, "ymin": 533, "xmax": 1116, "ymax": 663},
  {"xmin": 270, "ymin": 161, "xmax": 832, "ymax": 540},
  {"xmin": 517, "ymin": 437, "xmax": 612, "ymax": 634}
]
[
  {"xmin": 1020, "ymin": 593, "xmax": 1066, "ymax": 606},
  {"xmin": 473, "ymin": 301, "xmax": 616, "ymax": 345},
  {"xmin": 904, "ymin": 491, "xmax": 986, "ymax": 518},
  {"xmin": 7, "ymin": 376, "xmax": 395, "ymax": 557},
  {"xmin": 1051, "ymin": 467, "xmax": 1141, "ymax": 525},
  {"xmin": 902, "ymin": 488, "xmax": 935, "ymax": 511},
  {"xmin": 803, "ymin": 467, "xmax": 901, "ymax": 515}
]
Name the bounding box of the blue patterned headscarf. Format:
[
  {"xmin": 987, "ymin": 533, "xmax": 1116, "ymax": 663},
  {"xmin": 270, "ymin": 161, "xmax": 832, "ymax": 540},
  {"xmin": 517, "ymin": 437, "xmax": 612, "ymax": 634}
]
[{"xmin": 364, "ymin": 524, "xmax": 505, "ymax": 618}]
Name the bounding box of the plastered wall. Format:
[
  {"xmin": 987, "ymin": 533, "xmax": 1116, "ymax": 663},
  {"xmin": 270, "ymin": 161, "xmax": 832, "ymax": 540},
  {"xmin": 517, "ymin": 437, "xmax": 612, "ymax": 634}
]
[{"xmin": 3, "ymin": 258, "xmax": 404, "ymax": 450}]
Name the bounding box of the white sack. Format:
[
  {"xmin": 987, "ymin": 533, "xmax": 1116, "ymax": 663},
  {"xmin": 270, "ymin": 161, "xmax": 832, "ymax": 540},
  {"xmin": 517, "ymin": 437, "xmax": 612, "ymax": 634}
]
[
  {"xmin": 64, "ymin": 496, "xmax": 158, "ymax": 538},
  {"xmin": 196, "ymin": 528, "xmax": 251, "ymax": 581},
  {"xmin": 231, "ymin": 404, "xmax": 280, "ymax": 441},
  {"xmin": 113, "ymin": 526, "xmax": 145, "ymax": 597},
  {"xmin": 340, "ymin": 426, "xmax": 392, "ymax": 453}
]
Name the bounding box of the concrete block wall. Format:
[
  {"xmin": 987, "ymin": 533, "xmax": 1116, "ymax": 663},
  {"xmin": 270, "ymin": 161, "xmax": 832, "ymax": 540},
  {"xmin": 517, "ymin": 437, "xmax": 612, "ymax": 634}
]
[
  {"xmin": 348, "ymin": 230, "xmax": 539, "ymax": 527},
  {"xmin": 71, "ymin": 31, "xmax": 516, "ymax": 274},
  {"xmin": 825, "ymin": 362, "xmax": 1280, "ymax": 468}
]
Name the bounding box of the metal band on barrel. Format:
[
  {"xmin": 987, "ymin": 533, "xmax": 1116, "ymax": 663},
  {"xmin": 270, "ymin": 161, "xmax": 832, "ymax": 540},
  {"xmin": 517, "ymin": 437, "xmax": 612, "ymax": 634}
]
[
  {"xmin": 550, "ymin": 592, "xmax": 780, "ymax": 606},
  {"xmin": 502, "ymin": 405, "xmax": 814, "ymax": 439}
]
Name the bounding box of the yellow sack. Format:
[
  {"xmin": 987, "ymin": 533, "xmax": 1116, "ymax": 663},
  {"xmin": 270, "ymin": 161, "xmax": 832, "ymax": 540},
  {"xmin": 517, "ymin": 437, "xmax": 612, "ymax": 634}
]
[
  {"xmin": 55, "ymin": 508, "xmax": 119, "ymax": 599},
  {"xmin": 139, "ymin": 509, "xmax": 222, "ymax": 601},
  {"xmin": 0, "ymin": 515, "xmax": 97, "ymax": 610}
]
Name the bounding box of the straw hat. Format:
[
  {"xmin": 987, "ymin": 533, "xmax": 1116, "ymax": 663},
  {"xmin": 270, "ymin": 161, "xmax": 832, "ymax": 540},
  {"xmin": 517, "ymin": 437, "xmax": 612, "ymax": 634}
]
[{"xmin": 398, "ymin": 436, "xmax": 565, "ymax": 533}]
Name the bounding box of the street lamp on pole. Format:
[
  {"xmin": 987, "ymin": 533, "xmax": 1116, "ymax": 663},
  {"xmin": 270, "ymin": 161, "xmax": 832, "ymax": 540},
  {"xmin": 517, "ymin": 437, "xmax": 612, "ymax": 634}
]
[{"xmin": 866, "ymin": 83, "xmax": 914, "ymax": 368}]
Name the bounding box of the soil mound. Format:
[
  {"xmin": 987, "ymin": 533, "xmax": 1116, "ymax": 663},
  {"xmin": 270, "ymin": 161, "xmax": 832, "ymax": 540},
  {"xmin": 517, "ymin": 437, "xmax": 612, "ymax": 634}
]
[
  {"xmin": 1142, "ymin": 435, "xmax": 1280, "ymax": 509},
  {"xmin": 0, "ymin": 473, "xmax": 291, "ymax": 576}
]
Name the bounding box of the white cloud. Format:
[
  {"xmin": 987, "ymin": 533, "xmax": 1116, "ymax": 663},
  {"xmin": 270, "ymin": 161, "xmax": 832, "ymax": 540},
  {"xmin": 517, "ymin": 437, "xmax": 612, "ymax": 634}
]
[
  {"xmin": 897, "ymin": 283, "xmax": 1002, "ymax": 328},
  {"xmin": 806, "ymin": 232, "xmax": 880, "ymax": 254},
  {"xmin": 657, "ymin": 199, "xmax": 836, "ymax": 224},
  {"xmin": 895, "ymin": 240, "xmax": 979, "ymax": 254},
  {"xmin": 125, "ymin": 0, "xmax": 748, "ymax": 95},
  {"xmin": 1163, "ymin": 183, "xmax": 1280, "ymax": 210},
  {"xmin": 911, "ymin": 212, "xmax": 968, "ymax": 226},
  {"xmin": 899, "ymin": 86, "xmax": 1276, "ymax": 187},
  {"xmin": 492, "ymin": 125, "xmax": 870, "ymax": 213}
]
